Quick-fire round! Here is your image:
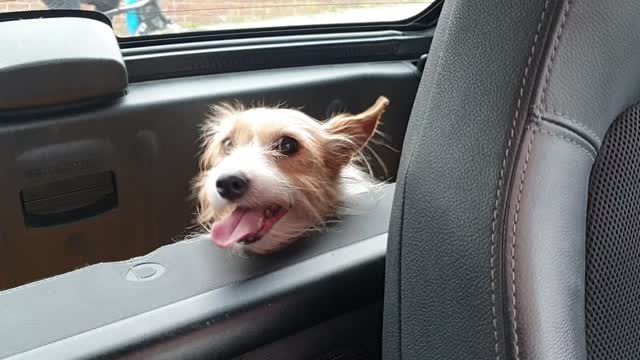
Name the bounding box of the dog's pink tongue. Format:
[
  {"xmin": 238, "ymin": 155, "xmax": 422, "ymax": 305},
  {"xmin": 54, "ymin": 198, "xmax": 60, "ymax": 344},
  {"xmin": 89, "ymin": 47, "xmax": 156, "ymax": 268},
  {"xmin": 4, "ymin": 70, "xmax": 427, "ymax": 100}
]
[{"xmin": 211, "ymin": 208, "xmax": 262, "ymax": 248}]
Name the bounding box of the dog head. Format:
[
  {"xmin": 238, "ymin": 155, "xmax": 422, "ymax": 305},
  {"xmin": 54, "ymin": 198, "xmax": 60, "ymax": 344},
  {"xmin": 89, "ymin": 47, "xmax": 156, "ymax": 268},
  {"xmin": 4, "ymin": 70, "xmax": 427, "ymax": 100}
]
[{"xmin": 193, "ymin": 96, "xmax": 389, "ymax": 255}]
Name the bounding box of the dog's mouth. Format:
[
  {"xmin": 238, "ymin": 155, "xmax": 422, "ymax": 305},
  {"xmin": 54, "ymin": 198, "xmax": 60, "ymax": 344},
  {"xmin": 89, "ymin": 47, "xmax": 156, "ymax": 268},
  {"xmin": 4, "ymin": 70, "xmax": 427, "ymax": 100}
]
[{"xmin": 211, "ymin": 205, "xmax": 288, "ymax": 248}]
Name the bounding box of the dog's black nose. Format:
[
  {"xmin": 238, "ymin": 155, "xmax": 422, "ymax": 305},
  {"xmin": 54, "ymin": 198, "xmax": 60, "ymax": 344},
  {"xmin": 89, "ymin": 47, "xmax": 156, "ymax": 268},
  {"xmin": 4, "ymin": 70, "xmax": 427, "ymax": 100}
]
[{"xmin": 216, "ymin": 173, "xmax": 249, "ymax": 201}]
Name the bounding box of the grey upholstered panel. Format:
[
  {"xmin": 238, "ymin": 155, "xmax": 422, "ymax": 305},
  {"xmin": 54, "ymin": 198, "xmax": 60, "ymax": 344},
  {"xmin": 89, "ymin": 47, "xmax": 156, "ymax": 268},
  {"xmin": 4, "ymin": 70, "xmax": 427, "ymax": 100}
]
[
  {"xmin": 0, "ymin": 17, "xmax": 127, "ymax": 111},
  {"xmin": 532, "ymin": 0, "xmax": 640, "ymax": 146},
  {"xmin": 384, "ymin": 0, "xmax": 552, "ymax": 359},
  {"xmin": 505, "ymin": 120, "xmax": 595, "ymax": 360}
]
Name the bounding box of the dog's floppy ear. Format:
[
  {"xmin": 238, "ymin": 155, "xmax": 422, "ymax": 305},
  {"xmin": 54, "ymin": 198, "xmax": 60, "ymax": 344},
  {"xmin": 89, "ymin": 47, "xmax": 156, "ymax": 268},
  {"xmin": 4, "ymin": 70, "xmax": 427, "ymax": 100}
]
[{"xmin": 323, "ymin": 96, "xmax": 389, "ymax": 167}]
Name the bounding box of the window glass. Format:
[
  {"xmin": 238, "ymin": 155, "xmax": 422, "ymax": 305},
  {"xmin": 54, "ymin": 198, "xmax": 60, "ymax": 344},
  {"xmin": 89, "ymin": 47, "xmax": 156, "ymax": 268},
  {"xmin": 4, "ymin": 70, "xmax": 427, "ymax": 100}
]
[{"xmin": 1, "ymin": 0, "xmax": 434, "ymax": 37}]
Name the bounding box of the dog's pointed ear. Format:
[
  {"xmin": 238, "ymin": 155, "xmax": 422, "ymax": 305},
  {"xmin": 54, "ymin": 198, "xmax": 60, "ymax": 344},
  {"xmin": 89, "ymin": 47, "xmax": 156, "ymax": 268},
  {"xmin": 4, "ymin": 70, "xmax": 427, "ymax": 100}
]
[
  {"xmin": 324, "ymin": 96, "xmax": 389, "ymax": 151},
  {"xmin": 323, "ymin": 96, "xmax": 389, "ymax": 171}
]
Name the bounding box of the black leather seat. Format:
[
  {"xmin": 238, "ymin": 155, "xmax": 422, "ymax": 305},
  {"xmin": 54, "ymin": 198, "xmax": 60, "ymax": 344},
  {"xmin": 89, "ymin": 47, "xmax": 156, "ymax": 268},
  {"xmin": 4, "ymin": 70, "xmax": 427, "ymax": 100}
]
[{"xmin": 383, "ymin": 0, "xmax": 640, "ymax": 359}]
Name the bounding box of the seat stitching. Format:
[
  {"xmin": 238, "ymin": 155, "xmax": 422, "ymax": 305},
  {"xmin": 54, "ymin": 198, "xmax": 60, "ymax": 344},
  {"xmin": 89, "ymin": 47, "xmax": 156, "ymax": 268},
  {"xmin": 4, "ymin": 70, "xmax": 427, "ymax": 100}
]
[
  {"xmin": 511, "ymin": 126, "xmax": 537, "ymax": 360},
  {"xmin": 532, "ymin": 105, "xmax": 602, "ymax": 145},
  {"xmin": 489, "ymin": 1, "xmax": 549, "ymax": 359},
  {"xmin": 546, "ymin": 107, "xmax": 602, "ymax": 144},
  {"xmin": 535, "ymin": 127, "xmax": 596, "ymax": 161},
  {"xmin": 539, "ymin": 1, "xmax": 601, "ymax": 149},
  {"xmin": 540, "ymin": 0, "xmax": 573, "ymax": 111}
]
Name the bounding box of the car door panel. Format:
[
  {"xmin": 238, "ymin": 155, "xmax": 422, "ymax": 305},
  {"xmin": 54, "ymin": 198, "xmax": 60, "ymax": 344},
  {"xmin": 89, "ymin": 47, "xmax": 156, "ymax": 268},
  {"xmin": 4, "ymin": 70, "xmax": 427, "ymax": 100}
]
[
  {"xmin": 1, "ymin": 61, "xmax": 419, "ymax": 359},
  {"xmin": 0, "ymin": 62, "xmax": 417, "ymax": 291}
]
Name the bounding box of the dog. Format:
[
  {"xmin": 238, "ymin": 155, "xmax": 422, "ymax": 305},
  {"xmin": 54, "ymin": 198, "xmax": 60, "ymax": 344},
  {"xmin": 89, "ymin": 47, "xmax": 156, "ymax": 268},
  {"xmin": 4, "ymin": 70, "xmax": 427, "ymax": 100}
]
[{"xmin": 192, "ymin": 96, "xmax": 389, "ymax": 255}]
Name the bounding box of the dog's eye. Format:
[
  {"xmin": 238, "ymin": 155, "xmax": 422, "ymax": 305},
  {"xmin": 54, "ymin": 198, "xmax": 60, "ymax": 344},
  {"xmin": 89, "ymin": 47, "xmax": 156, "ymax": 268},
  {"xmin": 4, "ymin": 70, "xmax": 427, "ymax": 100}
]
[
  {"xmin": 275, "ymin": 136, "xmax": 299, "ymax": 156},
  {"xmin": 222, "ymin": 138, "xmax": 233, "ymax": 154}
]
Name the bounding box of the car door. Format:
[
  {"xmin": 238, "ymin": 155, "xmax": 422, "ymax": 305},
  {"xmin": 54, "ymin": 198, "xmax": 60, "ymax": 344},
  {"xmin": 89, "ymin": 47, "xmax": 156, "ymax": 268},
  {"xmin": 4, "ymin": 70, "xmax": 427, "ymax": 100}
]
[{"xmin": 0, "ymin": 1, "xmax": 440, "ymax": 359}]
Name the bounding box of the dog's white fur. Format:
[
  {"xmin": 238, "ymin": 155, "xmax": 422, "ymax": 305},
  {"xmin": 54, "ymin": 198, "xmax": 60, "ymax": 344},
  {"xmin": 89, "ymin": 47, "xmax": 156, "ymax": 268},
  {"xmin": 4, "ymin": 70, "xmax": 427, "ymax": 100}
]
[{"xmin": 192, "ymin": 96, "xmax": 389, "ymax": 255}]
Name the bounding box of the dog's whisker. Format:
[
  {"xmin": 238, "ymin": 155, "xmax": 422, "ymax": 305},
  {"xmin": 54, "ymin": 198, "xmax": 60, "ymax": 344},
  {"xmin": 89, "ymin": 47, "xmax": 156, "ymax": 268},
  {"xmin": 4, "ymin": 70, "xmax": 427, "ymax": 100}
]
[
  {"xmin": 369, "ymin": 138, "xmax": 400, "ymax": 153},
  {"xmin": 373, "ymin": 128, "xmax": 392, "ymax": 141},
  {"xmin": 354, "ymin": 150, "xmax": 376, "ymax": 178},
  {"xmin": 364, "ymin": 143, "xmax": 389, "ymax": 178},
  {"xmin": 281, "ymin": 184, "xmax": 326, "ymax": 192},
  {"xmin": 299, "ymin": 196, "xmax": 326, "ymax": 225}
]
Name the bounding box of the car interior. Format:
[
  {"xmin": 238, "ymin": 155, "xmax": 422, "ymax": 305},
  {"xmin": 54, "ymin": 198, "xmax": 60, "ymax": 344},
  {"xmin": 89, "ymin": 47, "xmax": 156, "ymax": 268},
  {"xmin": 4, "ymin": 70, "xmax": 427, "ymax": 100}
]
[{"xmin": 1, "ymin": 0, "xmax": 639, "ymax": 359}]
